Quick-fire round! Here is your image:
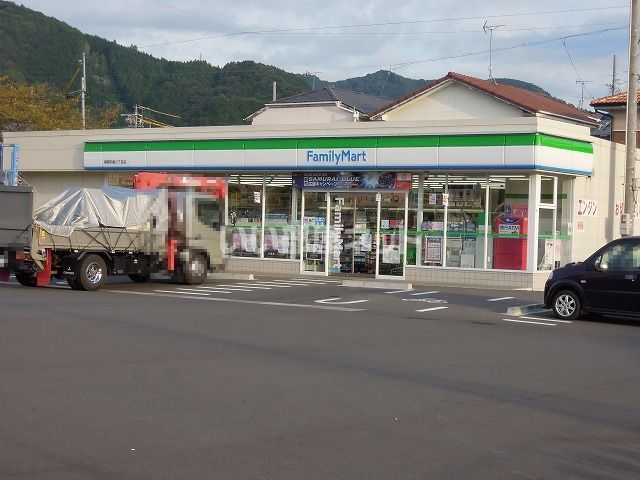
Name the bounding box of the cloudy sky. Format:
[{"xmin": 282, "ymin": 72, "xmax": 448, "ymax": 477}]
[{"xmin": 17, "ymin": 0, "xmax": 633, "ymax": 106}]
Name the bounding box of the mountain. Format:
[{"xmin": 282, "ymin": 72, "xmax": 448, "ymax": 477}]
[{"xmin": 0, "ymin": 1, "xmax": 553, "ymax": 127}]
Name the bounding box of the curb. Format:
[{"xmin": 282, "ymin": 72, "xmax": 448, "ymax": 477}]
[
  {"xmin": 506, "ymin": 303, "xmax": 548, "ymax": 316},
  {"xmin": 341, "ymin": 279, "xmax": 413, "ymax": 290}
]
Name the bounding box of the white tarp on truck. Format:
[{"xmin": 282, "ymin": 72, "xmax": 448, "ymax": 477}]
[{"xmin": 33, "ymin": 187, "xmax": 166, "ymax": 237}]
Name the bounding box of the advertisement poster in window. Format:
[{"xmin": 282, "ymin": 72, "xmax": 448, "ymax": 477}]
[
  {"xmin": 382, "ymin": 234, "xmax": 401, "ymax": 264},
  {"xmin": 232, "ymin": 231, "xmax": 258, "ymax": 254},
  {"xmin": 424, "ymin": 236, "xmax": 442, "ymax": 264}
]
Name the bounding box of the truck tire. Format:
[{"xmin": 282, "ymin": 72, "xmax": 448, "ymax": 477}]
[
  {"xmin": 77, "ymin": 254, "xmax": 107, "ymax": 291},
  {"xmin": 128, "ymin": 274, "xmax": 149, "ymax": 283},
  {"xmin": 184, "ymin": 254, "xmax": 207, "ymax": 285},
  {"xmin": 67, "ymin": 278, "xmax": 80, "ymax": 289},
  {"xmin": 15, "ymin": 272, "xmax": 37, "ymax": 287}
]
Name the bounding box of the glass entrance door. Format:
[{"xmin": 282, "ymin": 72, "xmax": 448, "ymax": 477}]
[
  {"xmin": 328, "ymin": 193, "xmax": 378, "ymax": 276},
  {"xmin": 378, "ymin": 192, "xmax": 407, "ymax": 277}
]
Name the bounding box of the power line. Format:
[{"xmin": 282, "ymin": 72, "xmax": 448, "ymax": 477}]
[
  {"xmin": 141, "ymin": 5, "xmax": 628, "ymax": 48},
  {"xmin": 563, "ymin": 37, "xmax": 594, "ymax": 100}
]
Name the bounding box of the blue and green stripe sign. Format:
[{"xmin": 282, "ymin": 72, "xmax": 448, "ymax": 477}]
[{"xmin": 84, "ymin": 133, "xmax": 594, "ymax": 175}]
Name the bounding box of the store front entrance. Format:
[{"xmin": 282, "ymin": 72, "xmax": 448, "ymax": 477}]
[{"xmin": 301, "ymin": 191, "xmax": 407, "ymax": 278}]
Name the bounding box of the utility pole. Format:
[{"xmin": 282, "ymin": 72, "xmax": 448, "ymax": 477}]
[
  {"xmin": 272, "ymin": 81, "xmax": 277, "ymax": 102},
  {"xmin": 609, "ymin": 54, "xmax": 618, "ymax": 96},
  {"xmin": 80, "ymin": 52, "xmax": 86, "ymax": 130},
  {"xmin": 622, "ymin": 0, "xmax": 639, "ymax": 236}
]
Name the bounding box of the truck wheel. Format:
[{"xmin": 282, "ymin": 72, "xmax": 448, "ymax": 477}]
[
  {"xmin": 184, "ymin": 254, "xmax": 207, "ymax": 285},
  {"xmin": 15, "ymin": 272, "xmax": 37, "ymax": 287},
  {"xmin": 552, "ymin": 289, "xmax": 581, "ymax": 320},
  {"xmin": 128, "ymin": 274, "xmax": 149, "ymax": 283},
  {"xmin": 77, "ymin": 255, "xmax": 107, "ymax": 291}
]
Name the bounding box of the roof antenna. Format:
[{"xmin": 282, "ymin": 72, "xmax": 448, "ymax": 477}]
[{"xmin": 483, "ymin": 21, "xmax": 505, "ymax": 84}]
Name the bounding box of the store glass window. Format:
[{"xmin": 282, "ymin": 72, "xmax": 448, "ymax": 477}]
[
  {"xmin": 378, "ymin": 192, "xmax": 406, "ymax": 276},
  {"xmin": 264, "ymin": 175, "xmax": 297, "ymax": 259},
  {"xmin": 302, "ymin": 192, "xmax": 327, "ymax": 272},
  {"xmin": 226, "ymin": 175, "xmax": 263, "ymax": 257},
  {"xmin": 557, "ymin": 178, "xmax": 572, "ymax": 266},
  {"xmin": 406, "ymin": 174, "xmax": 420, "ymax": 266},
  {"xmin": 487, "ymin": 175, "xmax": 530, "ymax": 270},
  {"xmin": 537, "ymin": 176, "xmax": 557, "ymax": 271},
  {"xmin": 421, "ymin": 174, "xmax": 446, "ymax": 266},
  {"xmin": 445, "ymin": 176, "xmax": 487, "ymax": 269}
]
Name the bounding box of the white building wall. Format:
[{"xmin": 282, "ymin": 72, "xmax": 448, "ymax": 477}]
[
  {"xmin": 384, "ymin": 83, "xmax": 524, "ymax": 122},
  {"xmin": 570, "ymin": 138, "xmax": 638, "ymax": 262},
  {"xmin": 21, "ymin": 171, "xmax": 106, "ymax": 208},
  {"xmin": 251, "ymin": 105, "xmax": 355, "ymax": 125}
]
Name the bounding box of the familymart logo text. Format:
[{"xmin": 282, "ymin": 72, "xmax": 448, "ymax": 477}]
[{"xmin": 306, "ymin": 149, "xmax": 368, "ymax": 165}]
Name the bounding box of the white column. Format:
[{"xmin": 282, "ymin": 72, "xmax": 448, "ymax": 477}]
[
  {"xmin": 483, "ymin": 174, "xmax": 490, "ymax": 269},
  {"xmin": 442, "ymin": 174, "xmax": 449, "ymax": 267},
  {"xmin": 416, "ymin": 173, "xmax": 424, "ymax": 265},
  {"xmin": 260, "ymin": 175, "xmax": 266, "ymax": 259},
  {"xmin": 299, "ymin": 191, "xmax": 305, "ymax": 273},
  {"xmin": 527, "ymin": 174, "xmax": 541, "ymax": 272}
]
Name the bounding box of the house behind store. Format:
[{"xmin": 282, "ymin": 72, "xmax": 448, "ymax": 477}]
[{"xmin": 2, "ymin": 72, "xmax": 637, "ymax": 289}]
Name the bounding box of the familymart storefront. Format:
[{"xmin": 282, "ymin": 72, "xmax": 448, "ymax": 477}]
[{"xmin": 83, "ymin": 126, "xmax": 594, "ymax": 289}]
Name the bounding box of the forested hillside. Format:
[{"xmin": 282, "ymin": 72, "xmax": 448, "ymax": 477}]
[{"xmin": 0, "ymin": 1, "xmax": 551, "ymax": 128}]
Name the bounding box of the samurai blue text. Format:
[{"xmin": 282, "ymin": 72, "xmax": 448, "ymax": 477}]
[{"xmin": 306, "ymin": 149, "xmax": 367, "ymax": 164}]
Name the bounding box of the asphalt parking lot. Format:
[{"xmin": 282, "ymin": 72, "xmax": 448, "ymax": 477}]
[{"xmin": 1, "ymin": 276, "xmax": 639, "ymax": 479}]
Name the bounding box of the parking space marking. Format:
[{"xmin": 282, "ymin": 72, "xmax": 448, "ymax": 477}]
[
  {"xmin": 155, "ymin": 289, "xmax": 211, "ymax": 296},
  {"xmin": 521, "ymin": 315, "xmax": 571, "ymax": 324},
  {"xmin": 502, "ymin": 318, "xmax": 556, "ymax": 326},
  {"xmin": 315, "ymin": 297, "xmax": 369, "ymax": 305},
  {"xmin": 106, "ymin": 289, "xmax": 367, "ymax": 312},
  {"xmin": 176, "ymin": 288, "xmax": 219, "ymax": 294},
  {"xmin": 385, "ymin": 289, "xmax": 413, "ymax": 294},
  {"xmin": 253, "ymin": 282, "xmax": 292, "ymax": 288},
  {"xmin": 197, "ymin": 285, "xmax": 252, "ymax": 292},
  {"xmin": 416, "ymin": 306, "xmax": 449, "ymax": 313},
  {"xmin": 218, "ymin": 283, "xmax": 273, "ymax": 289},
  {"xmin": 487, "ymin": 296, "xmax": 515, "ymax": 302},
  {"xmin": 410, "ymin": 291, "xmax": 439, "ymax": 296}
]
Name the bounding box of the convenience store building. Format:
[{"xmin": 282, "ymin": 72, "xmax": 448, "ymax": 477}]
[{"xmin": 4, "ymin": 72, "xmax": 636, "ymax": 289}]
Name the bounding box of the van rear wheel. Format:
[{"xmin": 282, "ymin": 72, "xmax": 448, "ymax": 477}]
[{"xmin": 552, "ymin": 290, "xmax": 581, "ymax": 320}]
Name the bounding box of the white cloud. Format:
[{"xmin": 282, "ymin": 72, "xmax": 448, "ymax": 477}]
[{"xmin": 16, "ymin": 0, "xmax": 631, "ymax": 104}]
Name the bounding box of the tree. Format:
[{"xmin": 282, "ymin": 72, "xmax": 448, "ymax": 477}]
[{"xmin": 0, "ymin": 76, "xmax": 121, "ymax": 135}]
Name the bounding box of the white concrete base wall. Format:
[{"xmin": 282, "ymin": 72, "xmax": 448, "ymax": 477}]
[
  {"xmin": 225, "ymin": 257, "xmax": 300, "ymax": 276},
  {"xmin": 407, "ymin": 266, "xmax": 549, "ymax": 291}
]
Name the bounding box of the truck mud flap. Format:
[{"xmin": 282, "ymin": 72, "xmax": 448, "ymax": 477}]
[
  {"xmin": 0, "ymin": 268, "xmax": 9, "ymax": 282},
  {"xmin": 36, "ymin": 249, "xmax": 52, "ymax": 287}
]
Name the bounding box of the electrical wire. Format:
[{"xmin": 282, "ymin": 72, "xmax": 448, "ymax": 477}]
[
  {"xmin": 141, "ymin": 5, "xmax": 628, "ymax": 48},
  {"xmin": 562, "ymin": 37, "xmax": 595, "ymax": 100}
]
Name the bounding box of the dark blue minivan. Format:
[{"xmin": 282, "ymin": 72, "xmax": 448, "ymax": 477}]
[{"xmin": 544, "ymin": 237, "xmax": 640, "ymax": 320}]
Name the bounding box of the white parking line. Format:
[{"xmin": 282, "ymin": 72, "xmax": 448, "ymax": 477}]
[
  {"xmin": 197, "ymin": 285, "xmax": 252, "ymax": 291},
  {"xmin": 521, "ymin": 315, "xmax": 572, "ymax": 324},
  {"xmin": 385, "ymin": 290, "xmax": 413, "ymax": 294},
  {"xmin": 487, "ymin": 296, "xmax": 515, "ymax": 302},
  {"xmin": 105, "ymin": 289, "xmax": 367, "ymax": 312},
  {"xmin": 176, "ymin": 288, "xmax": 218, "ymax": 294},
  {"xmin": 276, "ymin": 280, "xmax": 327, "ymax": 285},
  {"xmin": 410, "ymin": 291, "xmax": 439, "ymax": 296},
  {"xmin": 416, "ymin": 306, "xmax": 449, "ymax": 313},
  {"xmin": 502, "ymin": 318, "xmax": 556, "ymax": 326},
  {"xmin": 315, "ymin": 297, "xmax": 369, "ymax": 305},
  {"xmin": 155, "ymin": 289, "xmax": 211, "ymax": 295},
  {"xmin": 252, "ymin": 282, "xmax": 292, "ymax": 288},
  {"xmin": 219, "ymin": 284, "xmax": 272, "ymax": 290}
]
